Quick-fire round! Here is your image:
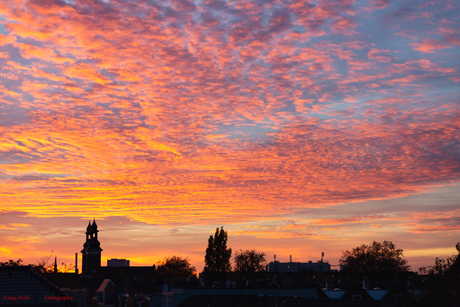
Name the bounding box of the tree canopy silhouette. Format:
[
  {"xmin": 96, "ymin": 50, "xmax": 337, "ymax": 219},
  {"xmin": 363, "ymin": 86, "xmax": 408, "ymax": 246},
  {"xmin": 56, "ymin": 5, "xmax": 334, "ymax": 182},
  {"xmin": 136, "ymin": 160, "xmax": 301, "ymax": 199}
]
[
  {"xmin": 339, "ymin": 240, "xmax": 409, "ymax": 278},
  {"xmin": 233, "ymin": 249, "xmax": 267, "ymax": 286},
  {"xmin": 234, "ymin": 249, "xmax": 266, "ymax": 276},
  {"xmin": 203, "ymin": 227, "xmax": 232, "ymax": 284},
  {"xmin": 0, "ymin": 259, "xmax": 23, "ymax": 266},
  {"xmin": 156, "ymin": 256, "xmax": 196, "ymax": 282},
  {"xmin": 419, "ymin": 242, "xmax": 460, "ymax": 276},
  {"xmin": 417, "ymin": 242, "xmax": 460, "ymax": 305}
]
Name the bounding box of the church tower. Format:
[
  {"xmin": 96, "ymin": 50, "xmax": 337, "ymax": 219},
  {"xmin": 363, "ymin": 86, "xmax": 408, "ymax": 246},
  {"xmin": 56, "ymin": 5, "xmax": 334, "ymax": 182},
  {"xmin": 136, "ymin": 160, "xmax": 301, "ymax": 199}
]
[{"xmin": 81, "ymin": 219, "xmax": 103, "ymax": 276}]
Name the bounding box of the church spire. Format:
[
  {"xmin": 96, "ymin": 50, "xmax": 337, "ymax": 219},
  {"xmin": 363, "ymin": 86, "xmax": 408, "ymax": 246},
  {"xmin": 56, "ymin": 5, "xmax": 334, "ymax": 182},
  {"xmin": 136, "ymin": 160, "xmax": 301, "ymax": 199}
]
[
  {"xmin": 86, "ymin": 220, "xmax": 92, "ymax": 240},
  {"xmin": 91, "ymin": 218, "xmax": 98, "ymax": 239}
]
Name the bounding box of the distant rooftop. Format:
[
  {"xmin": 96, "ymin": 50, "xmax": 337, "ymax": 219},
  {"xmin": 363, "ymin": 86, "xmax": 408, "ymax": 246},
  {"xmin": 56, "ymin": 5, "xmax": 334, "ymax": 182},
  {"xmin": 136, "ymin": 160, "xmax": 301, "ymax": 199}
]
[
  {"xmin": 0, "ymin": 265, "xmax": 74, "ymax": 306},
  {"xmin": 107, "ymin": 258, "xmax": 130, "ymax": 267}
]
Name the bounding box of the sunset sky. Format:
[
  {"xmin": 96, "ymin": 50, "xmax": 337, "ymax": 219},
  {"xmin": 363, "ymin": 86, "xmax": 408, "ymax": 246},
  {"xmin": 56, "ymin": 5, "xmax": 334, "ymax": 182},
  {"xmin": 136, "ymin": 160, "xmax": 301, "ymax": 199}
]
[{"xmin": 0, "ymin": 0, "xmax": 459, "ymax": 273}]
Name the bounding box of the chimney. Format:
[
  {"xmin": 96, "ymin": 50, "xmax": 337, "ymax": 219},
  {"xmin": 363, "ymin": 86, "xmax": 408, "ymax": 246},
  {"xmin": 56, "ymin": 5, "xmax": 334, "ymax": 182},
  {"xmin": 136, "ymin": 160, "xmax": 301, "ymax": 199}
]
[
  {"xmin": 75, "ymin": 253, "xmax": 78, "ymax": 275},
  {"xmin": 363, "ymin": 276, "xmax": 370, "ymax": 289},
  {"xmin": 290, "ymin": 255, "xmax": 292, "ymax": 263},
  {"xmin": 326, "ymin": 279, "xmax": 333, "ymax": 291}
]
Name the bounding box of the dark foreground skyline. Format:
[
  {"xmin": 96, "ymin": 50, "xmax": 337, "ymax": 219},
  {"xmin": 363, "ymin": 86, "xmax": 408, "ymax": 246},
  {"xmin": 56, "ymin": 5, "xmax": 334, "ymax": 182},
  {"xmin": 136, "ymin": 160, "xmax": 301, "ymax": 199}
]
[{"xmin": 0, "ymin": 0, "xmax": 459, "ymax": 272}]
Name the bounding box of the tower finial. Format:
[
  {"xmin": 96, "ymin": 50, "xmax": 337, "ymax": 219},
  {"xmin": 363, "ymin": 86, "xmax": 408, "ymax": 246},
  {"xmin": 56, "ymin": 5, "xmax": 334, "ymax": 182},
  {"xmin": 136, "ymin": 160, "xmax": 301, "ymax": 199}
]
[{"xmin": 91, "ymin": 218, "xmax": 98, "ymax": 233}]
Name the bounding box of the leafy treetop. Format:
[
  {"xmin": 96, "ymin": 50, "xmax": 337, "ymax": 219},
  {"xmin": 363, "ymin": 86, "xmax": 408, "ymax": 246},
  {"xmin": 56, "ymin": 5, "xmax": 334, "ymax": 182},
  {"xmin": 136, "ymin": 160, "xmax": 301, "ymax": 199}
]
[
  {"xmin": 234, "ymin": 249, "xmax": 266, "ymax": 276},
  {"xmin": 0, "ymin": 259, "xmax": 23, "ymax": 266},
  {"xmin": 339, "ymin": 240, "xmax": 410, "ymax": 277},
  {"xmin": 156, "ymin": 256, "xmax": 196, "ymax": 282},
  {"xmin": 204, "ymin": 227, "xmax": 232, "ymax": 281},
  {"xmin": 419, "ymin": 242, "xmax": 460, "ymax": 276}
]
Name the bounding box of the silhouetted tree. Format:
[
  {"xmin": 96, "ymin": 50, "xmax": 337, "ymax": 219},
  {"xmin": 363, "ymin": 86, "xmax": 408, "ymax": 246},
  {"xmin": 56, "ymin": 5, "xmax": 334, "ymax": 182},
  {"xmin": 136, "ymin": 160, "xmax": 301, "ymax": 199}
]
[
  {"xmin": 419, "ymin": 242, "xmax": 460, "ymax": 276},
  {"xmin": 0, "ymin": 257, "xmax": 75, "ymax": 274},
  {"xmin": 339, "ymin": 240, "xmax": 409, "ymax": 278},
  {"xmin": 1, "ymin": 255, "xmax": 53, "ymax": 273},
  {"xmin": 60, "ymin": 262, "xmax": 75, "ymax": 273},
  {"xmin": 156, "ymin": 256, "xmax": 196, "ymax": 281},
  {"xmin": 35, "ymin": 252, "xmax": 55, "ymax": 273},
  {"xmin": 204, "ymin": 227, "xmax": 232, "ymax": 285},
  {"xmin": 0, "ymin": 259, "xmax": 23, "ymax": 266},
  {"xmin": 234, "ymin": 249, "xmax": 267, "ymax": 286},
  {"xmin": 416, "ymin": 242, "xmax": 460, "ymax": 305},
  {"xmin": 234, "ymin": 249, "xmax": 266, "ymax": 275}
]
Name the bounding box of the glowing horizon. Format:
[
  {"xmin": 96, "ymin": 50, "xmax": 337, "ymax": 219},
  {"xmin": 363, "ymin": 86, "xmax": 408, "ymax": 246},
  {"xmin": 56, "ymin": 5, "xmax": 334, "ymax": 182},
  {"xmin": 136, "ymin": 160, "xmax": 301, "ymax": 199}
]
[{"xmin": 0, "ymin": 0, "xmax": 459, "ymax": 273}]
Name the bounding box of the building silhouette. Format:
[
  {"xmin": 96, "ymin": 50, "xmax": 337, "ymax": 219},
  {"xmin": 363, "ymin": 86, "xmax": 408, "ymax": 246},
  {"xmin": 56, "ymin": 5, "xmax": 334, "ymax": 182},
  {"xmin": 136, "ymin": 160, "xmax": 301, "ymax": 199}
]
[
  {"xmin": 107, "ymin": 258, "xmax": 130, "ymax": 267},
  {"xmin": 81, "ymin": 219, "xmax": 102, "ymax": 276},
  {"xmin": 79, "ymin": 219, "xmax": 155, "ymax": 282}
]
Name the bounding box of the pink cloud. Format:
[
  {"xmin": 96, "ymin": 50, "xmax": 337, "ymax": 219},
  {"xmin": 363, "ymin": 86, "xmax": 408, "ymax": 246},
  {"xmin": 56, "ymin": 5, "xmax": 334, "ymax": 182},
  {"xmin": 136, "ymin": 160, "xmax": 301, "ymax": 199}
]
[
  {"xmin": 331, "ymin": 16, "xmax": 357, "ymax": 35},
  {"xmin": 412, "ymin": 39, "xmax": 451, "ymax": 53}
]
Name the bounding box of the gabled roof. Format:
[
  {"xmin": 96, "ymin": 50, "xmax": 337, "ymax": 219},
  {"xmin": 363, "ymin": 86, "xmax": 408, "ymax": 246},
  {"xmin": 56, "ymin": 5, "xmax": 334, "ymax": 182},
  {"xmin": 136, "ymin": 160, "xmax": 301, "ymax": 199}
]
[
  {"xmin": 96, "ymin": 279, "xmax": 115, "ymax": 292},
  {"xmin": 0, "ymin": 265, "xmax": 73, "ymax": 305}
]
